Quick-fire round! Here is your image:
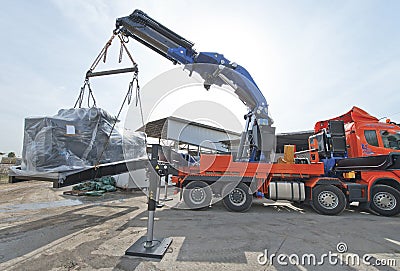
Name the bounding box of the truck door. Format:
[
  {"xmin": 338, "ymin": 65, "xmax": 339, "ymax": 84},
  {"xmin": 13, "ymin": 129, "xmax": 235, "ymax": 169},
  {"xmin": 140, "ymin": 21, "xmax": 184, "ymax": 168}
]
[
  {"xmin": 360, "ymin": 128, "xmax": 400, "ymax": 156},
  {"xmin": 361, "ymin": 129, "xmax": 381, "ymax": 156}
]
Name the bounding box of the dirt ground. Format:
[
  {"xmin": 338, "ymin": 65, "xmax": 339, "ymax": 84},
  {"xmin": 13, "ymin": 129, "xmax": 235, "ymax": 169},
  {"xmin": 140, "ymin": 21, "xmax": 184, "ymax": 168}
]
[{"xmin": 0, "ymin": 180, "xmax": 399, "ymax": 271}]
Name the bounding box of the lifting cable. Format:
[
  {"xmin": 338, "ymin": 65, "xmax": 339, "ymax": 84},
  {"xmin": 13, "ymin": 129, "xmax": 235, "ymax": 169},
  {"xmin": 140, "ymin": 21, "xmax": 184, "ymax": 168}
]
[
  {"xmin": 74, "ymin": 33, "xmax": 117, "ymax": 108},
  {"xmin": 73, "ymin": 32, "xmax": 145, "ymax": 173},
  {"xmin": 94, "ymin": 71, "xmax": 142, "ymax": 171},
  {"xmin": 74, "ymin": 79, "xmax": 97, "ymax": 108}
]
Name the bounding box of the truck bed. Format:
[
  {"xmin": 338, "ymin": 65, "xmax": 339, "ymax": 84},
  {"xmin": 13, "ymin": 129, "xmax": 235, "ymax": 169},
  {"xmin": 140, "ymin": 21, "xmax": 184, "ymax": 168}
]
[{"xmin": 178, "ymin": 154, "xmax": 325, "ymax": 179}]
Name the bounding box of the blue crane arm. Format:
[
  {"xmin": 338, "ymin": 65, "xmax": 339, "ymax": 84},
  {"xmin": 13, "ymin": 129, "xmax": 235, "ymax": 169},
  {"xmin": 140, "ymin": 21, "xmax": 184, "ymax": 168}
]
[
  {"xmin": 116, "ymin": 10, "xmax": 269, "ymax": 119},
  {"xmin": 116, "ymin": 9, "xmax": 275, "ymax": 161}
]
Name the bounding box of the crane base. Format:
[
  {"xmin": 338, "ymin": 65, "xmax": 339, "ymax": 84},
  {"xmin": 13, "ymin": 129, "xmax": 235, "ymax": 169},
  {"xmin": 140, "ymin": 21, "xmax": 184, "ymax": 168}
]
[{"xmin": 125, "ymin": 236, "xmax": 172, "ymax": 259}]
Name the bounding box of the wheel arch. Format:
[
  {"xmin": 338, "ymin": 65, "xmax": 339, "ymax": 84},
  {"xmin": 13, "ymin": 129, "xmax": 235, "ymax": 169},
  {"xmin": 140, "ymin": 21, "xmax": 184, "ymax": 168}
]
[
  {"xmin": 316, "ymin": 179, "xmax": 343, "ymax": 186},
  {"xmin": 306, "ymin": 178, "xmax": 344, "ymax": 188},
  {"xmin": 182, "ymin": 176, "xmax": 216, "ymax": 187},
  {"xmin": 371, "ymin": 178, "xmax": 400, "ymax": 194},
  {"xmin": 306, "ymin": 178, "xmax": 346, "ymax": 200},
  {"xmin": 182, "ymin": 176, "xmax": 253, "ymax": 194}
]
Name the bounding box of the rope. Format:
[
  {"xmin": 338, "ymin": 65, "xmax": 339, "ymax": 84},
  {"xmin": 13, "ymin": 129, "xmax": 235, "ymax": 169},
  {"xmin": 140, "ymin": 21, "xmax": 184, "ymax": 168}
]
[
  {"xmin": 74, "ymin": 33, "xmax": 117, "ymax": 108},
  {"xmin": 74, "ymin": 79, "xmax": 98, "ymax": 108},
  {"xmin": 73, "ymin": 83, "xmax": 85, "ymax": 108},
  {"xmin": 74, "ymin": 33, "xmax": 138, "ymax": 109},
  {"xmin": 72, "ymin": 31, "xmax": 145, "ymax": 178},
  {"xmin": 90, "ymin": 34, "xmax": 117, "ymax": 72},
  {"xmin": 86, "ymin": 80, "xmax": 97, "ymax": 108},
  {"xmin": 94, "ymin": 71, "xmax": 140, "ymax": 171},
  {"xmin": 135, "ymin": 76, "xmax": 145, "ymax": 128},
  {"xmin": 117, "ymin": 34, "xmax": 136, "ymax": 65}
]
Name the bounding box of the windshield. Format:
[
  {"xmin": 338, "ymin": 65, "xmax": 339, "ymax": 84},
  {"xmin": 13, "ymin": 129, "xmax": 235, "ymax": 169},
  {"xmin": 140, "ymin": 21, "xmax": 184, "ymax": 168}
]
[{"xmin": 380, "ymin": 130, "xmax": 400, "ymax": 150}]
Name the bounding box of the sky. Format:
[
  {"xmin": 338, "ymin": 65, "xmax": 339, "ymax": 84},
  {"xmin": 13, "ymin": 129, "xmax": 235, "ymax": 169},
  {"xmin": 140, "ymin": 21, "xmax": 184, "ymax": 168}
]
[{"xmin": 0, "ymin": 0, "xmax": 399, "ymax": 155}]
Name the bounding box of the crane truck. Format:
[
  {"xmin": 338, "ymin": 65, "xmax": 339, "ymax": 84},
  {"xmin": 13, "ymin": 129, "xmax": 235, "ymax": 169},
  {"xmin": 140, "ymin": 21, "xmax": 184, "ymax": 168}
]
[{"xmin": 116, "ymin": 10, "xmax": 400, "ymax": 216}]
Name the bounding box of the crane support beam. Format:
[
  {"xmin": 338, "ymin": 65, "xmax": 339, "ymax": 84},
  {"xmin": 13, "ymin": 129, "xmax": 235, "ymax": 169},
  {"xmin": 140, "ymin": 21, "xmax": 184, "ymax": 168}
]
[{"xmin": 86, "ymin": 67, "xmax": 138, "ymax": 78}]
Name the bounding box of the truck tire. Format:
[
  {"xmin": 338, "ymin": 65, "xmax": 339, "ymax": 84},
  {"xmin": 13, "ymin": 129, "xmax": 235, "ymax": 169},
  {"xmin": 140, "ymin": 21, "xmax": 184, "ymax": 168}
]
[
  {"xmin": 311, "ymin": 185, "xmax": 346, "ymax": 215},
  {"xmin": 222, "ymin": 182, "xmax": 253, "ymax": 212},
  {"xmin": 370, "ymin": 185, "xmax": 400, "ymax": 217},
  {"xmin": 183, "ymin": 181, "xmax": 212, "ymax": 210}
]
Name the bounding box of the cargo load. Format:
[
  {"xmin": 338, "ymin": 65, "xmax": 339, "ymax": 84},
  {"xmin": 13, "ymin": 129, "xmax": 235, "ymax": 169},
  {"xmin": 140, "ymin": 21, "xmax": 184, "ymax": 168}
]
[{"xmin": 20, "ymin": 107, "xmax": 146, "ymax": 173}]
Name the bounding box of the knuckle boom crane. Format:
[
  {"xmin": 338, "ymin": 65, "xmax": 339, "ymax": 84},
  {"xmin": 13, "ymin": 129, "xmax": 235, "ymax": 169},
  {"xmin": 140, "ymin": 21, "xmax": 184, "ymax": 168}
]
[
  {"xmin": 115, "ymin": 10, "xmax": 400, "ymax": 216},
  {"xmin": 115, "ymin": 9, "xmax": 275, "ymax": 162}
]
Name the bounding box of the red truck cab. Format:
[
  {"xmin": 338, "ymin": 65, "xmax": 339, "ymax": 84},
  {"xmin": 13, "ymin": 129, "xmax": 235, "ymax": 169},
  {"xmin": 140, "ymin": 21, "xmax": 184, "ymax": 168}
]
[
  {"xmin": 315, "ymin": 106, "xmax": 400, "ymax": 157},
  {"xmin": 313, "ymin": 107, "xmax": 400, "ymax": 216}
]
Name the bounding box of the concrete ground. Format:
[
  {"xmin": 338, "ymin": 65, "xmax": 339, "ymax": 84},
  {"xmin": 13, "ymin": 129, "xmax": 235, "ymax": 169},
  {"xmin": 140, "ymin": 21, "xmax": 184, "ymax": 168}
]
[{"xmin": 0, "ymin": 181, "xmax": 399, "ymax": 271}]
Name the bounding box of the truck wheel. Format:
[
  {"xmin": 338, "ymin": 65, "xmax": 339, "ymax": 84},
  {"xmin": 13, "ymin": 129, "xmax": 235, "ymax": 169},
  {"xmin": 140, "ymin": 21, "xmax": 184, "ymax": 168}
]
[
  {"xmin": 311, "ymin": 185, "xmax": 346, "ymax": 215},
  {"xmin": 222, "ymin": 182, "xmax": 253, "ymax": 212},
  {"xmin": 370, "ymin": 185, "xmax": 400, "ymax": 217},
  {"xmin": 183, "ymin": 181, "xmax": 212, "ymax": 210}
]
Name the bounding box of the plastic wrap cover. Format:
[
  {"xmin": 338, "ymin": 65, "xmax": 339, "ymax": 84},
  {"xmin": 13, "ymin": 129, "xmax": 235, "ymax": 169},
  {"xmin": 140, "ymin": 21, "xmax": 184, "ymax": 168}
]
[{"xmin": 20, "ymin": 108, "xmax": 147, "ymax": 173}]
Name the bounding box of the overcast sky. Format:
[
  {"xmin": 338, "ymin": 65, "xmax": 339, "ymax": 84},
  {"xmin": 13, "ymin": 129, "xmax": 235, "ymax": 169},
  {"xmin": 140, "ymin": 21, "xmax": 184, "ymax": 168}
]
[{"xmin": 0, "ymin": 0, "xmax": 399, "ymax": 155}]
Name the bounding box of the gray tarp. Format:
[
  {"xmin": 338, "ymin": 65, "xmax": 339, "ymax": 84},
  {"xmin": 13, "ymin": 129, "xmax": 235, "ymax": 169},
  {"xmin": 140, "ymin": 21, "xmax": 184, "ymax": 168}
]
[{"xmin": 15, "ymin": 108, "xmax": 146, "ymax": 177}]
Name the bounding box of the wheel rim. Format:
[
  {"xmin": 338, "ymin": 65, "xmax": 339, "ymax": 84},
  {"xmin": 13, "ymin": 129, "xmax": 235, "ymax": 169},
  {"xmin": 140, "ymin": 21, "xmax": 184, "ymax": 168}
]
[
  {"xmin": 373, "ymin": 192, "xmax": 396, "ymax": 211},
  {"xmin": 189, "ymin": 187, "xmax": 206, "ymax": 205},
  {"xmin": 318, "ymin": 191, "xmax": 339, "ymax": 209},
  {"xmin": 229, "ymin": 187, "xmax": 247, "ymax": 206}
]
